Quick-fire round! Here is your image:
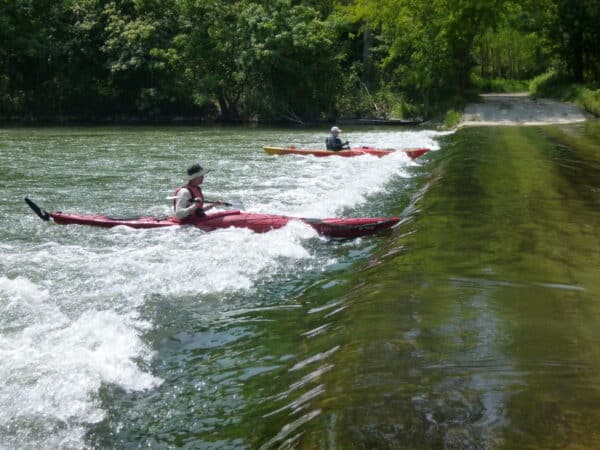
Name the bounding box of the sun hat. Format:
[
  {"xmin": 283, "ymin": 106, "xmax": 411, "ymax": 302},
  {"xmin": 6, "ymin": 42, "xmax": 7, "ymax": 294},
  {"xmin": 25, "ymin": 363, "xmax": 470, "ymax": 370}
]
[
  {"xmin": 331, "ymin": 126, "xmax": 342, "ymax": 133},
  {"xmin": 186, "ymin": 163, "xmax": 210, "ymax": 180}
]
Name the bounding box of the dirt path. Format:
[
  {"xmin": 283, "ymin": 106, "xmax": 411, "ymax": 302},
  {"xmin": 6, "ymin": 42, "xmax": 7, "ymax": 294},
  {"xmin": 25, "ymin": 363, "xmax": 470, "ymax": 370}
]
[{"xmin": 460, "ymin": 92, "xmax": 590, "ymax": 127}]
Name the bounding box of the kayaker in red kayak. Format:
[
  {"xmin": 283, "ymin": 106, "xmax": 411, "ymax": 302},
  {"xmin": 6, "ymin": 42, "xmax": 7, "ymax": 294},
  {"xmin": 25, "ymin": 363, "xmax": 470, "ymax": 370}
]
[
  {"xmin": 325, "ymin": 126, "xmax": 350, "ymax": 151},
  {"xmin": 174, "ymin": 163, "xmax": 224, "ymax": 220}
]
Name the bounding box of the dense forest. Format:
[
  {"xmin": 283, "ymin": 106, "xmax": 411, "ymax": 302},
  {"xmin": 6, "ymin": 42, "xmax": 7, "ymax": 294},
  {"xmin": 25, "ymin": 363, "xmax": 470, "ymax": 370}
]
[{"xmin": 1, "ymin": 0, "xmax": 599, "ymax": 122}]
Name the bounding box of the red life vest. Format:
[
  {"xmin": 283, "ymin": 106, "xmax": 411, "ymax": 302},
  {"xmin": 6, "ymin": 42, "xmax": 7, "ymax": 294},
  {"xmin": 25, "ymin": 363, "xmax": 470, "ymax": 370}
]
[{"xmin": 173, "ymin": 185, "xmax": 205, "ymax": 218}]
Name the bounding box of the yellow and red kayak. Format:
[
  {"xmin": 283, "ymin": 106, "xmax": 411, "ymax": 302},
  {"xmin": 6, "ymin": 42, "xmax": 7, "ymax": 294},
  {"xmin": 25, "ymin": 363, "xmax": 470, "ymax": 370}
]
[{"xmin": 263, "ymin": 145, "xmax": 430, "ymax": 159}]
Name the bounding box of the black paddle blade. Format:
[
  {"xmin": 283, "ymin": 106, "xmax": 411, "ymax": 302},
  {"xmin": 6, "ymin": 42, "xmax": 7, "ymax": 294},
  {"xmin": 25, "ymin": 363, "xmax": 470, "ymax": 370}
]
[{"xmin": 24, "ymin": 197, "xmax": 50, "ymax": 221}]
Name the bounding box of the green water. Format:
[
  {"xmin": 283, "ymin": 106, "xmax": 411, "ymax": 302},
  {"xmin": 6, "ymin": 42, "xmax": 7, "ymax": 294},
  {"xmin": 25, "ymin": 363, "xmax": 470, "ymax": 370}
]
[
  {"xmin": 290, "ymin": 124, "xmax": 600, "ymax": 449},
  {"xmin": 1, "ymin": 123, "xmax": 599, "ymax": 449}
]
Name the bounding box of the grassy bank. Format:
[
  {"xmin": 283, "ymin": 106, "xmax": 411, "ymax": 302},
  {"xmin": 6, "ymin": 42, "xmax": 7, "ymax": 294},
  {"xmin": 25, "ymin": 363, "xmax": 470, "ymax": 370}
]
[
  {"xmin": 530, "ymin": 70, "xmax": 600, "ymax": 117},
  {"xmin": 471, "ymin": 74, "xmax": 530, "ymax": 93}
]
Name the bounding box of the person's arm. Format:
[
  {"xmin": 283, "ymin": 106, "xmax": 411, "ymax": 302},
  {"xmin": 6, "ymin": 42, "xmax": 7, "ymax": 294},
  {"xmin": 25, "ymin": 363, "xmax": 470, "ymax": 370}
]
[
  {"xmin": 174, "ymin": 189, "xmax": 197, "ymax": 219},
  {"xmin": 201, "ymin": 201, "xmax": 224, "ymax": 212}
]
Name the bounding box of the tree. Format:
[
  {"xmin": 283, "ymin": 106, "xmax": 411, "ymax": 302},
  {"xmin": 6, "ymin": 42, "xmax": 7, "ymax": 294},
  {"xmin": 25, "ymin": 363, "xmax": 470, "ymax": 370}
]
[
  {"xmin": 341, "ymin": 0, "xmax": 510, "ymax": 113},
  {"xmin": 545, "ymin": 0, "xmax": 600, "ymax": 82},
  {"xmin": 474, "ymin": 2, "xmax": 549, "ymax": 81},
  {"xmin": 179, "ymin": 0, "xmax": 340, "ymax": 121},
  {"xmin": 98, "ymin": 0, "xmax": 190, "ymax": 115},
  {"xmin": 0, "ymin": 0, "xmax": 74, "ymax": 114}
]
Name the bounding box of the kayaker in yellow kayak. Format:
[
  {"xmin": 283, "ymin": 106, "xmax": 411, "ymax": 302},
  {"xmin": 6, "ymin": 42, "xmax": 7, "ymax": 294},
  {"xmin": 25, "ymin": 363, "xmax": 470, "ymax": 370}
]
[
  {"xmin": 173, "ymin": 163, "xmax": 224, "ymax": 220},
  {"xmin": 326, "ymin": 126, "xmax": 350, "ymax": 151}
]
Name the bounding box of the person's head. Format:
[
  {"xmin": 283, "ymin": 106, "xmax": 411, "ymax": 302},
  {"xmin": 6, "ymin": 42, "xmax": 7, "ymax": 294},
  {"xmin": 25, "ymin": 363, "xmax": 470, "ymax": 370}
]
[
  {"xmin": 331, "ymin": 126, "xmax": 341, "ymax": 135},
  {"xmin": 186, "ymin": 163, "xmax": 210, "ymax": 185}
]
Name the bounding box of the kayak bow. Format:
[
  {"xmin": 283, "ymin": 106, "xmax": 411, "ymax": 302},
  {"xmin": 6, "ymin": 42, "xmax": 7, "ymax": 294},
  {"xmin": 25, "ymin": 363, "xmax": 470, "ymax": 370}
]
[
  {"xmin": 263, "ymin": 145, "xmax": 430, "ymax": 159},
  {"xmin": 25, "ymin": 198, "xmax": 399, "ymax": 239}
]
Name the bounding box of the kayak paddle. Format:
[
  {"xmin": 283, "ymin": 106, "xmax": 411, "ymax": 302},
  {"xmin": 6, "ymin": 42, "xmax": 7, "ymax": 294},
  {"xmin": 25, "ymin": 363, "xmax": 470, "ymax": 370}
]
[
  {"xmin": 206, "ymin": 200, "xmax": 244, "ymax": 209},
  {"xmin": 165, "ymin": 197, "xmax": 243, "ymax": 209},
  {"xmin": 24, "ymin": 197, "xmax": 50, "ymax": 221}
]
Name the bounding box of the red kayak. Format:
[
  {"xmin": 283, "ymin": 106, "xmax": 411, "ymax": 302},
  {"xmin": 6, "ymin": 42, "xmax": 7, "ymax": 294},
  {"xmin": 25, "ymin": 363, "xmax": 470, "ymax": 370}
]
[
  {"xmin": 263, "ymin": 145, "xmax": 430, "ymax": 159},
  {"xmin": 25, "ymin": 198, "xmax": 399, "ymax": 239}
]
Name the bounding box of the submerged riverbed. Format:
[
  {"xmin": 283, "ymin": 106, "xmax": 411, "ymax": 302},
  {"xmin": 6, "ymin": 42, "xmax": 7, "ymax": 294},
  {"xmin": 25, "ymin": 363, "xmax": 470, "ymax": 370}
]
[{"xmin": 1, "ymin": 123, "xmax": 599, "ymax": 449}]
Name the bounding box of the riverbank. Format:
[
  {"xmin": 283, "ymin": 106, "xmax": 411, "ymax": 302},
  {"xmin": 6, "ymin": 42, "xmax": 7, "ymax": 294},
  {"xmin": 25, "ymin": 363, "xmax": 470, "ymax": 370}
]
[
  {"xmin": 2, "ymin": 93, "xmax": 591, "ymax": 128},
  {"xmin": 459, "ymin": 92, "xmax": 591, "ymax": 127}
]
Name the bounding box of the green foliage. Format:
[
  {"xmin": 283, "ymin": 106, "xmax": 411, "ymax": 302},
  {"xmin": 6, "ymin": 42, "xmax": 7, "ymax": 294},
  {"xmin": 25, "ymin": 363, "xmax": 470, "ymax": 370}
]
[
  {"xmin": 0, "ymin": 0, "xmax": 598, "ymax": 121},
  {"xmin": 578, "ymin": 88, "xmax": 600, "ymax": 117},
  {"xmin": 178, "ymin": 0, "xmax": 339, "ymax": 121},
  {"xmin": 238, "ymin": 0, "xmax": 340, "ymax": 121},
  {"xmin": 336, "ymin": 80, "xmax": 418, "ymax": 120},
  {"xmin": 443, "ymin": 109, "xmax": 462, "ymax": 128},
  {"xmin": 339, "ymin": 0, "xmax": 512, "ymax": 115},
  {"xmin": 471, "ymin": 73, "xmax": 530, "ymax": 93},
  {"xmin": 530, "ymin": 70, "xmax": 600, "ymax": 116},
  {"xmin": 529, "ymin": 69, "xmax": 568, "ymax": 98},
  {"xmin": 542, "ymin": 0, "xmax": 600, "ymax": 82},
  {"xmin": 474, "ymin": 26, "xmax": 546, "ymax": 81}
]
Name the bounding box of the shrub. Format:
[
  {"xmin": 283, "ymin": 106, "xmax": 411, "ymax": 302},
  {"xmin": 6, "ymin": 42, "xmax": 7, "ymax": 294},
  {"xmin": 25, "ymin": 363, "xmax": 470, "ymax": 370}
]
[
  {"xmin": 530, "ymin": 70, "xmax": 600, "ymax": 117},
  {"xmin": 444, "ymin": 109, "xmax": 462, "ymax": 128},
  {"xmin": 578, "ymin": 88, "xmax": 600, "ymax": 117},
  {"xmin": 471, "ymin": 73, "xmax": 529, "ymax": 93},
  {"xmin": 529, "ymin": 70, "xmax": 568, "ymax": 98}
]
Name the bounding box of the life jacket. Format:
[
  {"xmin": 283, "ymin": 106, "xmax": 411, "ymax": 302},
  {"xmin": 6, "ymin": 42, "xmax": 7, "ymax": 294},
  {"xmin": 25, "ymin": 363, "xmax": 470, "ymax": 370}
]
[
  {"xmin": 326, "ymin": 135, "xmax": 342, "ymax": 150},
  {"xmin": 173, "ymin": 185, "xmax": 205, "ymax": 218}
]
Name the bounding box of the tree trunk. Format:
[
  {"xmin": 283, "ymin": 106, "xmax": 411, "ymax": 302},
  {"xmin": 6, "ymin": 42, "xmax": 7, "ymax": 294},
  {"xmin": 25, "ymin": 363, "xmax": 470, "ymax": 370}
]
[
  {"xmin": 568, "ymin": 29, "xmax": 584, "ymax": 82},
  {"xmin": 217, "ymin": 90, "xmax": 240, "ymax": 121},
  {"xmin": 362, "ymin": 25, "xmax": 374, "ymax": 90}
]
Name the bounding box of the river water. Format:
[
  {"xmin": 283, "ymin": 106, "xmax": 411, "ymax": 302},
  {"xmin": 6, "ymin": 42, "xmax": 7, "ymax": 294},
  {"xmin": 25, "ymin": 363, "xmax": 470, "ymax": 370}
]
[{"xmin": 1, "ymin": 123, "xmax": 599, "ymax": 449}]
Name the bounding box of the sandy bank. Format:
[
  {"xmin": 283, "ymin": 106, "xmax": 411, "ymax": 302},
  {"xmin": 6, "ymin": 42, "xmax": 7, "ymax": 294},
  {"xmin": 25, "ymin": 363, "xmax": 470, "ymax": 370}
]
[{"xmin": 460, "ymin": 93, "xmax": 590, "ymax": 127}]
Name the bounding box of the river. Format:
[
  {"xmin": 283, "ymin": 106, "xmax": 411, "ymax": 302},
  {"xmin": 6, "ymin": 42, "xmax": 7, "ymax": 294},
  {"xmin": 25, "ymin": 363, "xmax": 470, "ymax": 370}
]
[{"xmin": 1, "ymin": 122, "xmax": 599, "ymax": 449}]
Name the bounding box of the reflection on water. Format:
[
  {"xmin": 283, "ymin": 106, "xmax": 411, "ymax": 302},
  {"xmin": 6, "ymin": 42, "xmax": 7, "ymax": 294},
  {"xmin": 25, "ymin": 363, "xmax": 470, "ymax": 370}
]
[{"xmin": 281, "ymin": 122, "xmax": 600, "ymax": 449}]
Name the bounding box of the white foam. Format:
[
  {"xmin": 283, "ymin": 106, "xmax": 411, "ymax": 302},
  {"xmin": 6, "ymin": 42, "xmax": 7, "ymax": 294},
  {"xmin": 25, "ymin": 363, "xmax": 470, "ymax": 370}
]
[
  {"xmin": 0, "ymin": 276, "xmax": 160, "ymax": 449},
  {"xmin": 221, "ymin": 129, "xmax": 449, "ymax": 218},
  {"xmin": 345, "ymin": 129, "xmax": 451, "ymax": 151},
  {"xmin": 1, "ymin": 127, "xmax": 447, "ymax": 448}
]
